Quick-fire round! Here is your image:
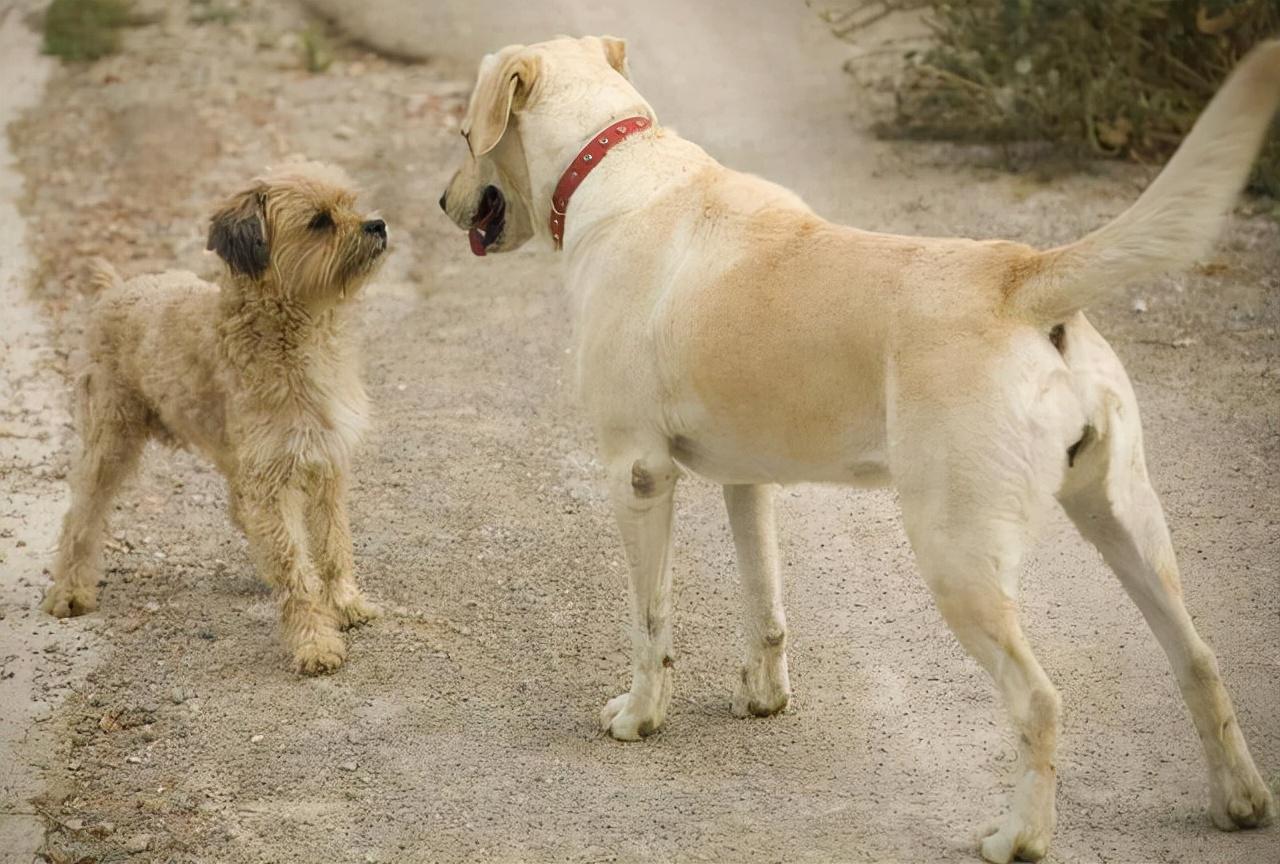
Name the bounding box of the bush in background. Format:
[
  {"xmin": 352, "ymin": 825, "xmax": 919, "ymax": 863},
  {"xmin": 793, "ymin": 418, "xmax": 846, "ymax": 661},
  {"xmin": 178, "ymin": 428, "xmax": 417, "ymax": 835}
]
[
  {"xmin": 830, "ymin": 0, "xmax": 1280, "ymax": 195},
  {"xmin": 43, "ymin": 0, "xmax": 139, "ymax": 61}
]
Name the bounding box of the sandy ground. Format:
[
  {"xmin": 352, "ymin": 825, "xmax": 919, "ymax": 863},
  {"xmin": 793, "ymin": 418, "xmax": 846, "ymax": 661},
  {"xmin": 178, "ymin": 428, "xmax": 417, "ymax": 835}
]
[{"xmin": 1, "ymin": 1, "xmax": 1277, "ymax": 862}]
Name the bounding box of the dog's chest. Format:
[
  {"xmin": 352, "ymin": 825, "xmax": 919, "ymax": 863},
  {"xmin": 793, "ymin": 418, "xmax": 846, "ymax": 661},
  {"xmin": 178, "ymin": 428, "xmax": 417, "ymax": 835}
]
[{"xmin": 287, "ymin": 386, "xmax": 369, "ymax": 467}]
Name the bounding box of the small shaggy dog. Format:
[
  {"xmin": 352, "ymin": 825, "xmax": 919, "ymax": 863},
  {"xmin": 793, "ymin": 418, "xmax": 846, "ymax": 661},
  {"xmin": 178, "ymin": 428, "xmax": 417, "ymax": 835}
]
[{"xmin": 43, "ymin": 161, "xmax": 388, "ymax": 674}]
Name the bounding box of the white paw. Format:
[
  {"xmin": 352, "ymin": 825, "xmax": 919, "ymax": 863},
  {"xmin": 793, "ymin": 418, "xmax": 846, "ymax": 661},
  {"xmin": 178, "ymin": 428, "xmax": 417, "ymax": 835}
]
[
  {"xmin": 979, "ymin": 770, "xmax": 1056, "ymax": 863},
  {"xmin": 600, "ymin": 675, "xmax": 671, "ymax": 741},
  {"xmin": 980, "ymin": 813, "xmax": 1051, "ymax": 864},
  {"xmin": 731, "ymin": 653, "xmax": 791, "ymax": 718},
  {"xmin": 1209, "ymin": 764, "xmax": 1276, "ymax": 830}
]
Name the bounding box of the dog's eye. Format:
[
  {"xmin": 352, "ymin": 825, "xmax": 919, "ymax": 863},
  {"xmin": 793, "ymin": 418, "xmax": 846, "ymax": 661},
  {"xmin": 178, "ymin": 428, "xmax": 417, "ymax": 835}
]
[{"xmin": 309, "ymin": 211, "xmax": 333, "ymax": 230}]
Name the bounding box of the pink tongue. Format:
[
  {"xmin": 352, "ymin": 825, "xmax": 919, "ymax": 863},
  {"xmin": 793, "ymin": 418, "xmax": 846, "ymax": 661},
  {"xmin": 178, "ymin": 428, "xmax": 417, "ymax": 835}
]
[{"xmin": 469, "ymin": 227, "xmax": 487, "ymax": 257}]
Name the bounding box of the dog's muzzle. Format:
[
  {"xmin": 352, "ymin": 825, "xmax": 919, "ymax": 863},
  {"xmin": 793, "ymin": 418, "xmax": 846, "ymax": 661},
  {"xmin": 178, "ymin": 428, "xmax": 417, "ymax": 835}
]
[
  {"xmin": 469, "ymin": 185, "xmax": 506, "ymax": 257},
  {"xmin": 363, "ymin": 219, "xmax": 388, "ymax": 253}
]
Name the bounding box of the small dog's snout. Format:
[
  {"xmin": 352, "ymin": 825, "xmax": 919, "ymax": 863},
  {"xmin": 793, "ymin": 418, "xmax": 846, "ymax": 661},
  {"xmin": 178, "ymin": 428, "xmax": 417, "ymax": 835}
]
[
  {"xmin": 363, "ymin": 219, "xmax": 387, "ymax": 239},
  {"xmin": 438, "ymin": 191, "xmax": 448, "ymax": 212}
]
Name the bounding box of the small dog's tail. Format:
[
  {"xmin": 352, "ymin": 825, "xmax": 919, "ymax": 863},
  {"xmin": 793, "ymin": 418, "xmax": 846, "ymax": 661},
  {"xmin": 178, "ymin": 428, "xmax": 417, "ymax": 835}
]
[
  {"xmin": 1009, "ymin": 40, "xmax": 1280, "ymax": 325},
  {"xmin": 85, "ymin": 257, "xmax": 123, "ymax": 294}
]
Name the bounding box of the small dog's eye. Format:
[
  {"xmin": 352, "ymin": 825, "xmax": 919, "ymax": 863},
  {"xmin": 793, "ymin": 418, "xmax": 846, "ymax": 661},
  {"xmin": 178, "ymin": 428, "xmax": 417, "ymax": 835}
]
[{"xmin": 309, "ymin": 211, "xmax": 333, "ymax": 230}]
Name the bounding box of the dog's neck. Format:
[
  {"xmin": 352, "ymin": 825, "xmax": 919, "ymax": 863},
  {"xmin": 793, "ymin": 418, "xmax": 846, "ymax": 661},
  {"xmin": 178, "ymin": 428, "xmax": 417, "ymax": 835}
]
[
  {"xmin": 518, "ymin": 96, "xmax": 716, "ymax": 255},
  {"xmin": 216, "ymin": 272, "xmax": 356, "ymax": 374}
]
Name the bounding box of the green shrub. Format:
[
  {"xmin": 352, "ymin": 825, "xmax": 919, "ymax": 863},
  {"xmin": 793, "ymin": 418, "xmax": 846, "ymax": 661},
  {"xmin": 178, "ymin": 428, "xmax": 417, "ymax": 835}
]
[
  {"xmin": 42, "ymin": 0, "xmax": 138, "ymax": 61},
  {"xmin": 844, "ymin": 1, "xmax": 1280, "ymax": 195}
]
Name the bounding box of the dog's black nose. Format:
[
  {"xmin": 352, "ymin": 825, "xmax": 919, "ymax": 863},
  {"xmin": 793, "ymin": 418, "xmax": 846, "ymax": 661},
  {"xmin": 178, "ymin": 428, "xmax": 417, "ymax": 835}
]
[
  {"xmin": 363, "ymin": 219, "xmax": 387, "ymax": 238},
  {"xmin": 438, "ymin": 191, "xmax": 448, "ymax": 212}
]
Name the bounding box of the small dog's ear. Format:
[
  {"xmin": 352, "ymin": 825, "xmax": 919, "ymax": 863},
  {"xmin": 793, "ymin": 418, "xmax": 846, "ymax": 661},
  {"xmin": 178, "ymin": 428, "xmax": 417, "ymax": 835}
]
[
  {"xmin": 207, "ymin": 185, "xmax": 269, "ymax": 278},
  {"xmin": 600, "ymin": 36, "xmax": 629, "ymax": 79},
  {"xmin": 462, "ymin": 47, "xmax": 539, "ymax": 157}
]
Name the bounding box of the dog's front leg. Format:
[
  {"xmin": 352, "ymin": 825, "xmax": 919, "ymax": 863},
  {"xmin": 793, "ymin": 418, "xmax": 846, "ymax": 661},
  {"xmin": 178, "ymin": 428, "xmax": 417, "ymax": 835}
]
[
  {"xmin": 239, "ymin": 474, "xmax": 345, "ymax": 674},
  {"xmin": 307, "ymin": 471, "xmax": 380, "ymax": 630},
  {"xmin": 724, "ymin": 484, "xmax": 791, "ymax": 718},
  {"xmin": 600, "ymin": 450, "xmax": 680, "ymax": 740}
]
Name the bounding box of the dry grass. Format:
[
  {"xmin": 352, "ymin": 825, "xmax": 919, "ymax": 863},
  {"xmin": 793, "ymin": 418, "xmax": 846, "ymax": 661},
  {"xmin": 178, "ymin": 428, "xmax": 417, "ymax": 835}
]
[{"xmin": 826, "ymin": 0, "xmax": 1280, "ymax": 195}]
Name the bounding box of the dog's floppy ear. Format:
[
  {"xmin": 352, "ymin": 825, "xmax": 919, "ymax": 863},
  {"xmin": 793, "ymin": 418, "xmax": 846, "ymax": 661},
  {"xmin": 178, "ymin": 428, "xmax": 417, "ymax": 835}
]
[
  {"xmin": 207, "ymin": 184, "xmax": 269, "ymax": 278},
  {"xmin": 600, "ymin": 36, "xmax": 629, "ymax": 79},
  {"xmin": 463, "ymin": 47, "xmax": 538, "ymax": 157}
]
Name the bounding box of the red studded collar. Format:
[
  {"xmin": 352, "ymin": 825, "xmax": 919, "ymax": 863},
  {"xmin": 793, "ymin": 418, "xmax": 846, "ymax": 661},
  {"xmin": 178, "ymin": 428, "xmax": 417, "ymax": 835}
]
[{"xmin": 548, "ymin": 115, "xmax": 652, "ymax": 250}]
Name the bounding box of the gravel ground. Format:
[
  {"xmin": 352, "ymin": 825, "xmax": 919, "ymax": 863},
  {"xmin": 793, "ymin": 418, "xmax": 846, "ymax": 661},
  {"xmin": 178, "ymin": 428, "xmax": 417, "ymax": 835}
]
[{"xmin": 1, "ymin": 2, "xmax": 1277, "ymax": 862}]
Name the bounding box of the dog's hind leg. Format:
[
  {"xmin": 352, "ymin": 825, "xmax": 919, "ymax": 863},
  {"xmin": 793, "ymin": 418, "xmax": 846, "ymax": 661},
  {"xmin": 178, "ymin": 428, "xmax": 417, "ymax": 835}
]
[
  {"xmin": 891, "ymin": 347, "xmax": 1078, "ymax": 863},
  {"xmin": 44, "ymin": 376, "xmax": 145, "ymax": 617},
  {"xmin": 900, "ymin": 501, "xmax": 1060, "ymax": 864},
  {"xmin": 724, "ymin": 483, "xmax": 791, "ymax": 718},
  {"xmin": 238, "ymin": 472, "xmax": 345, "ymax": 675},
  {"xmin": 307, "ymin": 471, "xmax": 379, "ymax": 630},
  {"xmin": 599, "ymin": 445, "xmax": 680, "ymax": 740},
  {"xmin": 1057, "ymin": 324, "xmax": 1274, "ymax": 831}
]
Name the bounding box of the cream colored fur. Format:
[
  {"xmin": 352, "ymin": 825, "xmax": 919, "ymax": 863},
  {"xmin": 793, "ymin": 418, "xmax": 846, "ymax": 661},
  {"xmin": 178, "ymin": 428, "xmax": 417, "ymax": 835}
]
[
  {"xmin": 443, "ymin": 37, "xmax": 1280, "ymax": 862},
  {"xmin": 44, "ymin": 161, "xmax": 388, "ymax": 675}
]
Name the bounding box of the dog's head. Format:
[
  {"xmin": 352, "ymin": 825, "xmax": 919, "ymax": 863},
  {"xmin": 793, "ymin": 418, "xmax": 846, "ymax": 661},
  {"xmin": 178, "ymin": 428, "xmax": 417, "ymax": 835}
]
[
  {"xmin": 207, "ymin": 161, "xmax": 388, "ymax": 304},
  {"xmin": 439, "ymin": 35, "xmax": 639, "ymax": 255}
]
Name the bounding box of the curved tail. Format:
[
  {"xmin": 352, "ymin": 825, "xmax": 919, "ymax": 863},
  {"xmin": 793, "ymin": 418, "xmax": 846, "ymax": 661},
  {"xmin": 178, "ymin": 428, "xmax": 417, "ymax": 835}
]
[
  {"xmin": 1010, "ymin": 40, "xmax": 1280, "ymax": 325},
  {"xmin": 85, "ymin": 257, "xmax": 122, "ymax": 294}
]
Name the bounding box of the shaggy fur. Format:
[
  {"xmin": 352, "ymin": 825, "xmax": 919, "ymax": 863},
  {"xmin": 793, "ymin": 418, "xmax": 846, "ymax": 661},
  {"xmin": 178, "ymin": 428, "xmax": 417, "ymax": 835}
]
[
  {"xmin": 43, "ymin": 161, "xmax": 389, "ymax": 675},
  {"xmin": 441, "ymin": 37, "xmax": 1279, "ymax": 862}
]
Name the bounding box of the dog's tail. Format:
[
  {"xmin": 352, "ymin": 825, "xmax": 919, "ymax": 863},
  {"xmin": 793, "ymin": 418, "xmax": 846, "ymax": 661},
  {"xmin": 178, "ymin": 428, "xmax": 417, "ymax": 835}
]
[
  {"xmin": 1009, "ymin": 40, "xmax": 1280, "ymax": 325},
  {"xmin": 85, "ymin": 257, "xmax": 123, "ymax": 294}
]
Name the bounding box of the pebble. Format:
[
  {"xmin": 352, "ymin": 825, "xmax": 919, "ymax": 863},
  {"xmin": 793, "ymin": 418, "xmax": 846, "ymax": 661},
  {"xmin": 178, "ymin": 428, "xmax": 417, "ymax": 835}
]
[
  {"xmin": 124, "ymin": 833, "xmax": 151, "ymax": 853},
  {"xmin": 170, "ymin": 687, "xmax": 187, "ymax": 704},
  {"xmin": 250, "ymin": 734, "xmax": 264, "ymax": 743},
  {"xmin": 1132, "ymin": 297, "xmax": 1148, "ymax": 313},
  {"xmin": 339, "ymin": 760, "xmax": 358, "ymax": 772}
]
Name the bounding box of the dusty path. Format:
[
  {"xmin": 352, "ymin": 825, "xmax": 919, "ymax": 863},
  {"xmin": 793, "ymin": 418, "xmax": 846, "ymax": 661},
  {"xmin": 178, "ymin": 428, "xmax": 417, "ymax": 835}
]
[{"xmin": 3, "ymin": 2, "xmax": 1277, "ymax": 862}]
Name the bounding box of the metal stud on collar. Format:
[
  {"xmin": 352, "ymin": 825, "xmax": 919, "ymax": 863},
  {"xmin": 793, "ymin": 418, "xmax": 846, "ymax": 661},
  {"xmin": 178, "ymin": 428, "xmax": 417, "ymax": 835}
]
[{"xmin": 550, "ymin": 115, "xmax": 652, "ymax": 251}]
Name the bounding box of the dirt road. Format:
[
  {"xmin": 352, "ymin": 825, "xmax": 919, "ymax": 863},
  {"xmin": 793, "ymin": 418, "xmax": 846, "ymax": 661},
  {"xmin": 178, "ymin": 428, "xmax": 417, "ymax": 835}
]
[{"xmin": 2, "ymin": 2, "xmax": 1277, "ymax": 862}]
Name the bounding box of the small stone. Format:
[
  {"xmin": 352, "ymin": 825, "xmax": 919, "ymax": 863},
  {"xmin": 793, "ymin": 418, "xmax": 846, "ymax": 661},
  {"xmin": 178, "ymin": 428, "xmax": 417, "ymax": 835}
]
[
  {"xmin": 126, "ymin": 755, "xmax": 142, "ymax": 764},
  {"xmin": 64, "ymin": 818, "xmax": 84, "ymax": 831},
  {"xmin": 339, "ymin": 760, "xmax": 358, "ymax": 772},
  {"xmin": 124, "ymin": 833, "xmax": 151, "ymax": 853},
  {"xmin": 144, "ymin": 601, "xmax": 160, "ymax": 613},
  {"xmin": 334, "ymin": 125, "xmax": 355, "ymax": 140},
  {"xmin": 250, "ymin": 734, "xmax": 264, "ymax": 743},
  {"xmin": 170, "ymin": 687, "xmax": 187, "ymax": 704},
  {"xmin": 1132, "ymin": 297, "xmax": 1148, "ymax": 313}
]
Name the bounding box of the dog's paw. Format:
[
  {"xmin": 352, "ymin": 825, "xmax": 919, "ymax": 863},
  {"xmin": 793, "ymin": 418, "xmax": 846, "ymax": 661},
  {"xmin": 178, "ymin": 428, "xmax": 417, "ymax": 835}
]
[
  {"xmin": 292, "ymin": 633, "xmax": 347, "ymax": 676},
  {"xmin": 41, "ymin": 586, "xmax": 97, "ymax": 618},
  {"xmin": 332, "ymin": 595, "xmax": 381, "ymax": 631},
  {"xmin": 600, "ymin": 687, "xmax": 669, "ymax": 741},
  {"xmin": 978, "ymin": 769, "xmax": 1056, "ymax": 864},
  {"xmin": 979, "ymin": 813, "xmax": 1051, "ymax": 864},
  {"xmin": 730, "ymin": 655, "xmax": 791, "ymax": 718},
  {"xmin": 1209, "ymin": 763, "xmax": 1276, "ymax": 830}
]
